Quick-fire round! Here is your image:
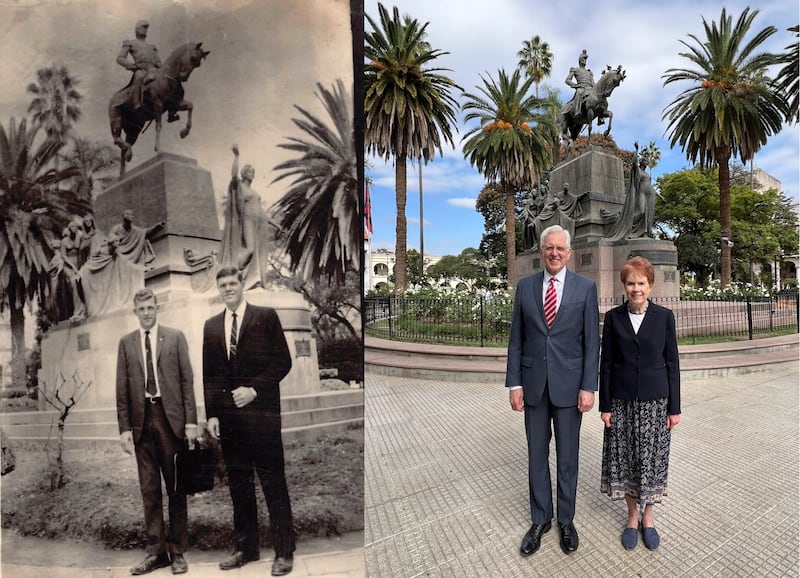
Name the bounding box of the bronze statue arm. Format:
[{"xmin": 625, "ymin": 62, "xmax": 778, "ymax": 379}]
[
  {"xmin": 153, "ymin": 46, "xmax": 161, "ymax": 68},
  {"xmin": 116, "ymin": 41, "xmax": 136, "ymax": 71},
  {"xmin": 565, "ymin": 68, "xmax": 578, "ymax": 88},
  {"xmin": 145, "ymin": 221, "xmax": 165, "ymax": 238},
  {"xmin": 231, "ymin": 144, "xmax": 240, "ymax": 180}
]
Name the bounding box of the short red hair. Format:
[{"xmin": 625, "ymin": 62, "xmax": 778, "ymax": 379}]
[{"xmin": 620, "ymin": 256, "xmax": 654, "ymax": 286}]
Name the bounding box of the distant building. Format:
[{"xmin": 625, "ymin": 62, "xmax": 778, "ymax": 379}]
[
  {"xmin": 368, "ymin": 250, "xmax": 445, "ymax": 293},
  {"xmin": 751, "ymin": 167, "xmax": 782, "ymax": 193}
]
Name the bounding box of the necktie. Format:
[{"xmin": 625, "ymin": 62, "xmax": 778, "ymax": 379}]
[
  {"xmin": 544, "ymin": 277, "xmax": 557, "ymax": 327},
  {"xmin": 230, "ymin": 312, "xmax": 238, "ymax": 358},
  {"xmin": 144, "ymin": 330, "xmax": 157, "ymax": 396}
]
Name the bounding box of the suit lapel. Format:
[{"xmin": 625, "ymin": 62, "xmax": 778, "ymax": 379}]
[
  {"xmin": 156, "ymin": 327, "xmax": 165, "ymax": 362},
  {"xmin": 531, "ymin": 272, "xmax": 545, "ymax": 323},
  {"xmin": 237, "ymin": 304, "xmax": 254, "ymax": 346},
  {"xmin": 133, "ymin": 331, "xmax": 145, "ymax": 376}
]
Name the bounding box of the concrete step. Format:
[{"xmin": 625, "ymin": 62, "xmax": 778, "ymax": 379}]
[
  {"xmin": 365, "ymin": 334, "xmax": 799, "ymax": 383},
  {"xmin": 1, "ymin": 389, "xmax": 364, "ymax": 448}
]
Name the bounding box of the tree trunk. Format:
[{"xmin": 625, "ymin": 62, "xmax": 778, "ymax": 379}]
[
  {"xmin": 716, "ymin": 146, "xmax": 732, "ymax": 288},
  {"xmin": 394, "ymin": 156, "xmax": 408, "ymax": 295},
  {"xmin": 505, "ymin": 181, "xmax": 517, "ymax": 288},
  {"xmin": 9, "ymin": 305, "xmax": 27, "ymax": 392}
]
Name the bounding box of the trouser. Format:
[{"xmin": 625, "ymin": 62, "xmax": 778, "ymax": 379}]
[
  {"xmin": 134, "ymin": 399, "xmax": 187, "ymax": 555},
  {"xmin": 524, "ymin": 386, "xmax": 583, "ymax": 526},
  {"xmin": 220, "ymin": 416, "xmax": 295, "ymax": 558}
]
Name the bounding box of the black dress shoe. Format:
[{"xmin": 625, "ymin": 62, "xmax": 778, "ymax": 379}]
[
  {"xmin": 170, "ymin": 553, "xmax": 188, "ymax": 574},
  {"xmin": 271, "ymin": 556, "xmax": 294, "ymax": 576},
  {"xmin": 219, "ymin": 550, "xmax": 260, "ymax": 570},
  {"xmin": 520, "ymin": 521, "xmax": 552, "ymax": 556},
  {"xmin": 559, "ymin": 522, "xmax": 579, "ymax": 554},
  {"xmin": 130, "ymin": 553, "xmax": 170, "ymax": 575}
]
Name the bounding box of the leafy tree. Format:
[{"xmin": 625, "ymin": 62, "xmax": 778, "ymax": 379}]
[
  {"xmin": 662, "ymin": 7, "xmax": 787, "ymax": 287},
  {"xmin": 427, "ymin": 248, "xmax": 488, "ymax": 286},
  {"xmin": 61, "ymin": 138, "xmax": 118, "ymax": 202},
  {"xmin": 462, "ymin": 68, "xmax": 552, "ymax": 288},
  {"xmin": 539, "ymin": 86, "xmax": 564, "ymax": 167},
  {"xmin": 0, "ymin": 118, "xmax": 81, "ymax": 390},
  {"xmin": 27, "ymin": 65, "xmax": 82, "ymax": 144},
  {"xmin": 272, "ymin": 80, "xmax": 358, "ymax": 284},
  {"xmin": 365, "ymin": 4, "xmax": 460, "ymax": 295},
  {"xmin": 517, "ymin": 35, "xmax": 553, "ymax": 99},
  {"xmin": 475, "ymin": 182, "xmax": 525, "ymax": 276},
  {"xmin": 775, "ymin": 25, "xmax": 799, "ymax": 124}
]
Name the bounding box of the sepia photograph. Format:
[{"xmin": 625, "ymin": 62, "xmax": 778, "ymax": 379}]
[{"xmin": 0, "ymin": 1, "xmax": 364, "ymax": 576}]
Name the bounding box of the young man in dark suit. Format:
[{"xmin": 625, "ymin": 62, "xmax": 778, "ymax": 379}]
[
  {"xmin": 506, "ymin": 225, "xmax": 600, "ymax": 557},
  {"xmin": 203, "ymin": 266, "xmax": 295, "ymax": 576},
  {"xmin": 116, "ymin": 288, "xmax": 197, "ymax": 575}
]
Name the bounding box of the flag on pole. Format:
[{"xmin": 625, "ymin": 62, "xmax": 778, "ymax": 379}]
[{"xmin": 365, "ymin": 182, "xmax": 373, "ymax": 237}]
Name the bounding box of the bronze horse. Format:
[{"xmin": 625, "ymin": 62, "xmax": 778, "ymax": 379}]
[
  {"xmin": 109, "ymin": 42, "xmax": 209, "ymax": 175},
  {"xmin": 559, "ymin": 65, "xmax": 626, "ymax": 155}
]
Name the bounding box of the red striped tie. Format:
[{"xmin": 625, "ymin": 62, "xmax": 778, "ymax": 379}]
[{"xmin": 544, "ymin": 277, "xmax": 557, "ymax": 327}]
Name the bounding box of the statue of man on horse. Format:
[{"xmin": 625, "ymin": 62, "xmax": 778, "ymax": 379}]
[
  {"xmin": 108, "ymin": 21, "xmax": 209, "ymax": 175},
  {"xmin": 559, "ymin": 49, "xmax": 626, "ymax": 155}
]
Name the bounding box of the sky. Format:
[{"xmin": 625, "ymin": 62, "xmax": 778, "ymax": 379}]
[
  {"xmin": 365, "ymin": 0, "xmax": 800, "ymax": 258},
  {"xmin": 0, "ymin": 0, "xmax": 353, "ymax": 224}
]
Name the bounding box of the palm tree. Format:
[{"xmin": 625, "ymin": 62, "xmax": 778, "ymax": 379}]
[
  {"xmin": 517, "ymin": 35, "xmax": 553, "ymax": 99},
  {"xmin": 0, "ymin": 118, "xmax": 80, "ymax": 389},
  {"xmin": 662, "ymin": 7, "xmax": 786, "ymax": 287},
  {"xmin": 462, "ymin": 68, "xmax": 552, "ymax": 288},
  {"xmin": 27, "ymin": 65, "xmax": 82, "ymax": 144},
  {"xmin": 641, "ymin": 141, "xmax": 661, "ymax": 176},
  {"xmin": 775, "ymin": 25, "xmax": 799, "ymax": 124},
  {"xmin": 365, "ymin": 3, "xmax": 460, "ymax": 295},
  {"xmin": 271, "ymin": 80, "xmax": 357, "ymax": 285}
]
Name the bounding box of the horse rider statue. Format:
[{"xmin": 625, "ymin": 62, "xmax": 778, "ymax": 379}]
[
  {"xmin": 116, "ymin": 20, "xmax": 170, "ymax": 118},
  {"xmin": 563, "ymin": 50, "xmax": 603, "ymax": 125}
]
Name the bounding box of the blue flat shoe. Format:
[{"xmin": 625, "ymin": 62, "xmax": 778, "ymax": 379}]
[
  {"xmin": 621, "ymin": 527, "xmax": 638, "ymax": 550},
  {"xmin": 641, "ymin": 524, "xmax": 660, "ymax": 550}
]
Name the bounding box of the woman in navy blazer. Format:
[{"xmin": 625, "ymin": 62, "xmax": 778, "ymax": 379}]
[{"xmin": 599, "ymin": 257, "xmax": 681, "ymax": 551}]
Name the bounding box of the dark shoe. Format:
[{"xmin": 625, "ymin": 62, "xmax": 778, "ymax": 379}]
[
  {"xmin": 219, "ymin": 550, "xmax": 259, "ymax": 570},
  {"xmin": 641, "ymin": 525, "xmax": 660, "ymax": 550},
  {"xmin": 559, "ymin": 522, "xmax": 579, "ymax": 554},
  {"xmin": 621, "ymin": 527, "xmax": 638, "ymax": 550},
  {"xmin": 271, "ymin": 556, "xmax": 294, "ymax": 576},
  {"xmin": 170, "ymin": 553, "xmax": 188, "ymax": 574},
  {"xmin": 130, "ymin": 554, "xmax": 170, "ymax": 575},
  {"xmin": 519, "ymin": 521, "xmax": 551, "ymax": 556}
]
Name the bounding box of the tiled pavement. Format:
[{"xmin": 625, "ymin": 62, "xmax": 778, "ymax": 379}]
[{"xmin": 364, "ymin": 363, "xmax": 800, "ymax": 577}]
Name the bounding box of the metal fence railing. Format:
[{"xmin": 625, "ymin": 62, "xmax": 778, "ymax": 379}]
[{"xmin": 364, "ymin": 293, "xmax": 800, "ymax": 346}]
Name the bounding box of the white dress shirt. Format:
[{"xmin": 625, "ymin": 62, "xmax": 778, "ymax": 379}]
[
  {"xmin": 139, "ymin": 324, "xmax": 161, "ymax": 398},
  {"xmin": 224, "ymin": 301, "xmax": 248, "ymax": 359}
]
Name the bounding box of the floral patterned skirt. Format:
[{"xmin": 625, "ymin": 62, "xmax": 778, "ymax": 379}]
[{"xmin": 601, "ymin": 397, "xmax": 671, "ymax": 506}]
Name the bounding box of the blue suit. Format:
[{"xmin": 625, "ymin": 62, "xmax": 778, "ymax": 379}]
[{"xmin": 506, "ymin": 269, "xmax": 600, "ymax": 525}]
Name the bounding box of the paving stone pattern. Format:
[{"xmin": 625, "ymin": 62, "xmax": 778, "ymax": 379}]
[{"xmin": 365, "ymin": 364, "xmax": 800, "ymax": 577}]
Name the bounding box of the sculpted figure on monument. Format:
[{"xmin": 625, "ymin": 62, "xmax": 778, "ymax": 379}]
[
  {"xmin": 219, "ymin": 144, "xmax": 270, "ymax": 288},
  {"xmin": 607, "ymin": 142, "xmax": 657, "ymax": 241},
  {"xmin": 563, "ymin": 50, "xmax": 596, "ymax": 124},
  {"xmin": 522, "ymin": 179, "xmax": 586, "ymax": 250},
  {"xmin": 47, "ymin": 228, "xmax": 87, "ymax": 322},
  {"xmin": 108, "ymin": 209, "xmax": 163, "ymax": 268},
  {"xmin": 116, "ymin": 20, "xmax": 161, "ymax": 111},
  {"xmin": 80, "ymin": 231, "xmax": 144, "ymax": 317}
]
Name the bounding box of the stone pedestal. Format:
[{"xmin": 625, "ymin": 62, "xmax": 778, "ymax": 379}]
[
  {"xmin": 40, "ymin": 154, "xmax": 321, "ymax": 413},
  {"xmin": 93, "ymin": 153, "xmax": 222, "ymax": 294},
  {"xmin": 519, "ymin": 147, "xmax": 679, "ymax": 301}
]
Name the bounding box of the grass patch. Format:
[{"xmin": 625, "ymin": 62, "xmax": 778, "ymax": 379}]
[{"xmin": 1, "ymin": 426, "xmax": 363, "ymax": 550}]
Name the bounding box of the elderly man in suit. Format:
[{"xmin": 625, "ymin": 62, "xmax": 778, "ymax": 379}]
[
  {"xmin": 203, "ymin": 266, "xmax": 295, "ymax": 576},
  {"xmin": 117, "ymin": 288, "xmax": 197, "ymax": 575},
  {"xmin": 506, "ymin": 224, "xmax": 600, "ymax": 557}
]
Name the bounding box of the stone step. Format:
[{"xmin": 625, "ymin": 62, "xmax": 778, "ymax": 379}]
[{"xmin": 365, "ymin": 334, "xmax": 799, "ymax": 383}]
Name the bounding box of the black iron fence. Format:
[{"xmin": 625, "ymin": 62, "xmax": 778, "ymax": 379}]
[{"xmin": 364, "ymin": 293, "xmax": 800, "ymax": 346}]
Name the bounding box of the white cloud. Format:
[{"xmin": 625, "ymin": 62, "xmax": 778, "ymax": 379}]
[{"xmin": 447, "ymin": 197, "xmax": 477, "ymax": 209}]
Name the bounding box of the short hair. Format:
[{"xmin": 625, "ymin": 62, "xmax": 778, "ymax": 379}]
[
  {"xmin": 133, "ymin": 288, "xmax": 157, "ymax": 305},
  {"xmin": 620, "ymin": 256, "xmax": 654, "ymax": 286},
  {"xmin": 216, "ymin": 266, "xmax": 243, "ymax": 282},
  {"xmin": 540, "ymin": 225, "xmax": 571, "ymax": 250},
  {"xmin": 241, "ymin": 164, "xmax": 254, "ymax": 179}
]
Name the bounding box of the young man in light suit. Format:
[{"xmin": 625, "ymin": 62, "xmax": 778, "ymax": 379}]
[
  {"xmin": 116, "ymin": 288, "xmax": 197, "ymax": 575},
  {"xmin": 506, "ymin": 225, "xmax": 600, "ymax": 557}
]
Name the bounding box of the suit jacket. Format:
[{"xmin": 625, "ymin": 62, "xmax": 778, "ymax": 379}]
[
  {"xmin": 599, "ymin": 301, "xmax": 681, "ymax": 415},
  {"xmin": 116, "ymin": 325, "xmax": 197, "ymax": 443},
  {"xmin": 505, "ymin": 270, "xmax": 600, "ymax": 407},
  {"xmin": 202, "ymin": 303, "xmax": 292, "ymax": 422}
]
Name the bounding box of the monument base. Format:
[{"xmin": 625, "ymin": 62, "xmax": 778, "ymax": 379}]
[
  {"xmin": 39, "ymin": 287, "xmax": 321, "ymax": 414},
  {"xmin": 517, "ymin": 237, "xmax": 679, "ymax": 302}
]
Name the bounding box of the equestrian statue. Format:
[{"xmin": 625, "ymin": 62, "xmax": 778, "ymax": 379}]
[
  {"xmin": 108, "ymin": 21, "xmax": 209, "ymax": 175},
  {"xmin": 559, "ymin": 49, "xmax": 626, "ymax": 156}
]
